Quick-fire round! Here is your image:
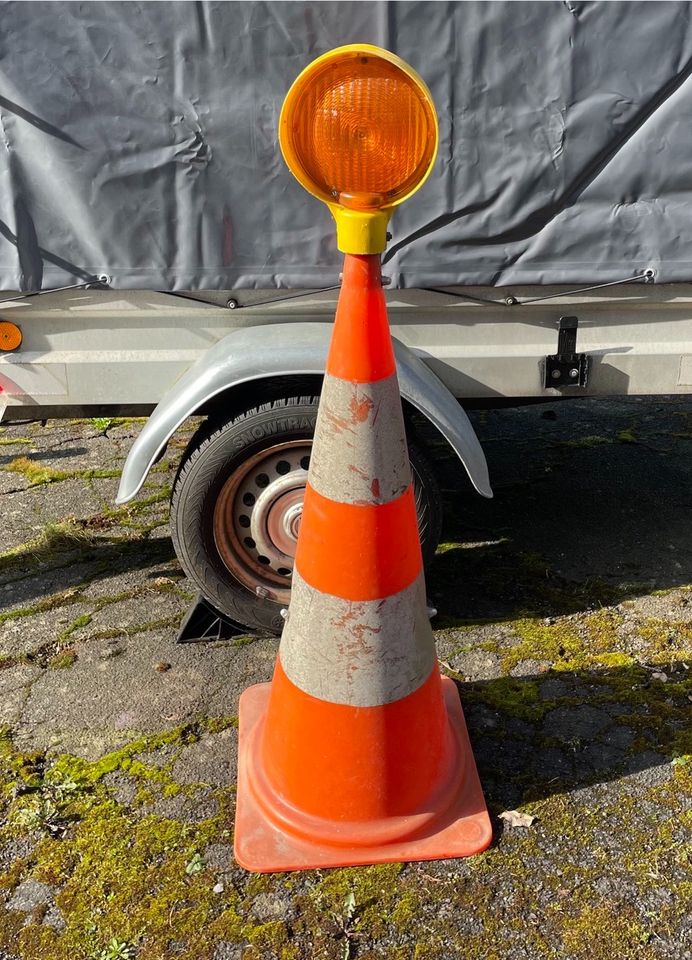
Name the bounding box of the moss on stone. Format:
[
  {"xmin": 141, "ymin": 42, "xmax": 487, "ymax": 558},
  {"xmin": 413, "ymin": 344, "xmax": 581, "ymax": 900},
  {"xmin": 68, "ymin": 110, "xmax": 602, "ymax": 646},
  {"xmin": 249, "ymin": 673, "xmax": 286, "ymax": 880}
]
[
  {"xmin": 0, "ymin": 694, "xmax": 689, "ymax": 960},
  {"xmin": 563, "ymin": 435, "xmax": 611, "ymax": 448},
  {"xmin": 636, "ymin": 616, "xmax": 692, "ymax": 661},
  {"xmin": 494, "ymin": 601, "xmax": 689, "ymax": 676},
  {"xmin": 0, "ymin": 722, "xmax": 245, "ymax": 960},
  {"xmin": 0, "ymin": 766, "xmax": 686, "ymax": 960},
  {"xmin": 45, "ymin": 718, "xmax": 236, "ymax": 790},
  {"xmin": 243, "ymin": 920, "xmax": 291, "ymax": 955},
  {"xmin": 560, "ymin": 903, "xmax": 652, "ymax": 956},
  {"xmin": 501, "ymin": 617, "xmax": 582, "ymax": 672},
  {"xmin": 0, "ymin": 436, "xmax": 33, "ymax": 446},
  {"xmin": 232, "ymin": 635, "xmax": 258, "ymax": 648},
  {"xmin": 57, "ymin": 613, "xmax": 93, "ymax": 644},
  {"xmin": 6, "ymin": 457, "xmax": 120, "ymax": 487},
  {"xmin": 47, "ymin": 649, "xmax": 77, "ymax": 670},
  {"xmin": 464, "ymin": 675, "xmax": 547, "ymax": 721},
  {"xmin": 0, "ymin": 588, "xmax": 83, "ymax": 628},
  {"xmin": 82, "ymin": 615, "xmax": 183, "ymax": 644},
  {"xmin": 23, "ymin": 795, "xmax": 243, "ymax": 960}
]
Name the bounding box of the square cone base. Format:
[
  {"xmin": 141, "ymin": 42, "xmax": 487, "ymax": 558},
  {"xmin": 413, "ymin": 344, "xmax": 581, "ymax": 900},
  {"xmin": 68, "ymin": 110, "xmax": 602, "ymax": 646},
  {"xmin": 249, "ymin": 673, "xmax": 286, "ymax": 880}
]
[{"xmin": 234, "ymin": 677, "xmax": 492, "ymax": 872}]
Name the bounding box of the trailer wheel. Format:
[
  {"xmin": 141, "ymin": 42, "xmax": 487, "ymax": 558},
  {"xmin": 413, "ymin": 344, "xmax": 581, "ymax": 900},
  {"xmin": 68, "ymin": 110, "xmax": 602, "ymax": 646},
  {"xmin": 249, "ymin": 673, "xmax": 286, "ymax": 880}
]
[{"xmin": 170, "ymin": 396, "xmax": 442, "ymax": 635}]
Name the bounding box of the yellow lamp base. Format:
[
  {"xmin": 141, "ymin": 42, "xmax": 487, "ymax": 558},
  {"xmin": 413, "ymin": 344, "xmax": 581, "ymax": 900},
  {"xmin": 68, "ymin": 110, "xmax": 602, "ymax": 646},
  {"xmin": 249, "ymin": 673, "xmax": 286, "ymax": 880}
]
[{"xmin": 330, "ymin": 205, "xmax": 392, "ymax": 255}]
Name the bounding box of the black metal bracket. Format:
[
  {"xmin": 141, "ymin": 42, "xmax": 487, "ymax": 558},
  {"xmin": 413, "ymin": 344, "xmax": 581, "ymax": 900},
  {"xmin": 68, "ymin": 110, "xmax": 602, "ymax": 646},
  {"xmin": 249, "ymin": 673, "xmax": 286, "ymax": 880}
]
[
  {"xmin": 176, "ymin": 593, "xmax": 256, "ymax": 644},
  {"xmin": 544, "ymin": 316, "xmax": 589, "ymax": 389}
]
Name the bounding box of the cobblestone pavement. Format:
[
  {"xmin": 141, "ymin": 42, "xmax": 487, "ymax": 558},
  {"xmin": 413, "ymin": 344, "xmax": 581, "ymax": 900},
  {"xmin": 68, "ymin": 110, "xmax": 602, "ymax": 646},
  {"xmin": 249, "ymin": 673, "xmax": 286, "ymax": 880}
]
[{"xmin": 0, "ymin": 399, "xmax": 690, "ymax": 960}]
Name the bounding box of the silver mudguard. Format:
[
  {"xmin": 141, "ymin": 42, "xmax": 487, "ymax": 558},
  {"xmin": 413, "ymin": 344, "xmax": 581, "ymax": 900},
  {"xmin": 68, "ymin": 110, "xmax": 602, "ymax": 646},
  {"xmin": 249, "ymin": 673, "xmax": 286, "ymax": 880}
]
[{"xmin": 115, "ymin": 322, "xmax": 492, "ymax": 503}]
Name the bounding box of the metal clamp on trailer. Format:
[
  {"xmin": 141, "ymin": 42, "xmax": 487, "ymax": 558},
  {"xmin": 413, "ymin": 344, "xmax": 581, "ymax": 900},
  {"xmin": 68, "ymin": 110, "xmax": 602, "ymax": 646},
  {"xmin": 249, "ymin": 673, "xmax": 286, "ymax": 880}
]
[{"xmin": 544, "ymin": 316, "xmax": 589, "ymax": 390}]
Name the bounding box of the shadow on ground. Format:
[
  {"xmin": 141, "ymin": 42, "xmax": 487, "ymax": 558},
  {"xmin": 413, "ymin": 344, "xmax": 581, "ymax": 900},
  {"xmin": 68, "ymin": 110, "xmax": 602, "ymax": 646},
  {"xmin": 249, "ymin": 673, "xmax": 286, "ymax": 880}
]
[
  {"xmin": 3, "ymin": 397, "xmax": 692, "ymax": 619},
  {"xmin": 452, "ymin": 662, "xmax": 688, "ymax": 815},
  {"xmin": 0, "ymin": 534, "xmax": 176, "ymax": 609},
  {"xmin": 423, "ymin": 397, "xmax": 692, "ymax": 623},
  {"xmin": 0, "ymin": 447, "xmax": 89, "ymax": 467}
]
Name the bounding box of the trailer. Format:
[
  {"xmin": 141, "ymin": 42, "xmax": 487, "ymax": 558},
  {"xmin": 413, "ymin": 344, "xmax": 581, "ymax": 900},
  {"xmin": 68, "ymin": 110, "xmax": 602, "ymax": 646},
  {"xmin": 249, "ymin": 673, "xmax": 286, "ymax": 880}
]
[{"xmin": 2, "ymin": 1, "xmax": 692, "ymax": 632}]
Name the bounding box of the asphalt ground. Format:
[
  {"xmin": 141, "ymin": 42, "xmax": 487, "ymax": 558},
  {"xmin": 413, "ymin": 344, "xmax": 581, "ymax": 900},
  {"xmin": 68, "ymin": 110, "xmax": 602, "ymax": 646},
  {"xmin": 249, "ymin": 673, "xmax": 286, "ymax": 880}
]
[{"xmin": 0, "ymin": 397, "xmax": 690, "ymax": 960}]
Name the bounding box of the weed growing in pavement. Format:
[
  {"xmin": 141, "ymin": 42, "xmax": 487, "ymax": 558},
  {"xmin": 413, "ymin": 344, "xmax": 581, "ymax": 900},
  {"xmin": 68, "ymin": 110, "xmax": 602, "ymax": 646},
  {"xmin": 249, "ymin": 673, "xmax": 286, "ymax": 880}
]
[
  {"xmin": 90, "ymin": 418, "xmax": 114, "ymax": 434},
  {"xmin": 0, "ymin": 520, "xmax": 97, "ymax": 572},
  {"xmin": 331, "ymin": 891, "xmax": 359, "ymax": 960},
  {"xmin": 95, "ymin": 937, "xmax": 136, "ymax": 960},
  {"xmin": 184, "ymin": 852, "xmax": 205, "ymax": 875},
  {"xmin": 10, "ymin": 767, "xmax": 81, "ymax": 838}
]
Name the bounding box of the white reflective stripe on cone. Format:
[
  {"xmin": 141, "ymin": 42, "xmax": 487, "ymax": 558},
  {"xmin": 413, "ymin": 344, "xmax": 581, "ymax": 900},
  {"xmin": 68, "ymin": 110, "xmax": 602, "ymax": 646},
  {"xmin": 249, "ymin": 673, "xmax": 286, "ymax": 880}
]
[
  {"xmin": 309, "ymin": 372, "xmax": 410, "ymax": 506},
  {"xmin": 279, "ymin": 570, "xmax": 436, "ymax": 707}
]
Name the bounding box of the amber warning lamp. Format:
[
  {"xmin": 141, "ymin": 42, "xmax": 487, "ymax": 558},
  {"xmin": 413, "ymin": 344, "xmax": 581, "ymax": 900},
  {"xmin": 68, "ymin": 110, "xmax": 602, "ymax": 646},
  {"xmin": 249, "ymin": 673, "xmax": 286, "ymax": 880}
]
[
  {"xmin": 0, "ymin": 321, "xmax": 22, "ymax": 352},
  {"xmin": 279, "ymin": 44, "xmax": 438, "ymax": 254}
]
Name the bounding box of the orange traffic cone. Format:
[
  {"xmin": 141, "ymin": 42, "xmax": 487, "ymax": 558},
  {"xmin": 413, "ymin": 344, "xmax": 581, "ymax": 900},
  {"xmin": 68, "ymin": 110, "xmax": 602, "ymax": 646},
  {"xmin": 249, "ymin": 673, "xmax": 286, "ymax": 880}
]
[{"xmin": 234, "ymin": 253, "xmax": 491, "ymax": 872}]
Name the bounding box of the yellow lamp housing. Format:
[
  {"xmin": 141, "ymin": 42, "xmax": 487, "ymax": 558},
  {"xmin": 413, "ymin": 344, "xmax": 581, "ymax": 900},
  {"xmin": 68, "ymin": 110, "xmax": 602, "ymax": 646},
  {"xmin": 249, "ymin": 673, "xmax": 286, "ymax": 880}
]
[{"xmin": 279, "ymin": 44, "xmax": 439, "ymax": 254}]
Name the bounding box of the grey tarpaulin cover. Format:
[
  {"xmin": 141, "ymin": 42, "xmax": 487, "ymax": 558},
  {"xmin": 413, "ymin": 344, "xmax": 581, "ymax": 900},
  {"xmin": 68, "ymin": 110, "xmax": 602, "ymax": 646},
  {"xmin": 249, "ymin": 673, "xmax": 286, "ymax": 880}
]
[{"xmin": 1, "ymin": 0, "xmax": 692, "ymax": 291}]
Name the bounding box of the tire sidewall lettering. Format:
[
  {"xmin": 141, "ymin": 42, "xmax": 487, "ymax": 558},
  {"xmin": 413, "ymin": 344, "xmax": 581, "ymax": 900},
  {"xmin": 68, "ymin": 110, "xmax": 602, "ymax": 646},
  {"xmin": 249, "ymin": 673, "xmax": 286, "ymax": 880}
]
[{"xmin": 231, "ymin": 416, "xmax": 317, "ymax": 452}]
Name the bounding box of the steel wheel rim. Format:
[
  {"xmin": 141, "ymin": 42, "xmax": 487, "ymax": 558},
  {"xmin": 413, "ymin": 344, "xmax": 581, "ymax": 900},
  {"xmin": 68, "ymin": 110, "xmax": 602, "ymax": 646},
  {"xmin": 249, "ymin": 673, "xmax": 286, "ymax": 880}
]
[{"xmin": 213, "ymin": 440, "xmax": 311, "ymax": 602}]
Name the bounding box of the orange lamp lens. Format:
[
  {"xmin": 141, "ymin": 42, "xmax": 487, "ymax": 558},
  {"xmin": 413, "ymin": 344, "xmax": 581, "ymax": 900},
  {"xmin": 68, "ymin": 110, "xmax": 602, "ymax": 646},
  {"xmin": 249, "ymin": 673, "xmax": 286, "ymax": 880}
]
[
  {"xmin": 0, "ymin": 321, "xmax": 22, "ymax": 352},
  {"xmin": 284, "ymin": 53, "xmax": 436, "ymax": 211}
]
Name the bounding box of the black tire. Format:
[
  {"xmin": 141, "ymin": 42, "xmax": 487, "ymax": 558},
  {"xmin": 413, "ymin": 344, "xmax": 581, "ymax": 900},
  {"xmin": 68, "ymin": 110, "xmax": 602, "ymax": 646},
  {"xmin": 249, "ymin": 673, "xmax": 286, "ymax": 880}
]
[{"xmin": 170, "ymin": 395, "xmax": 443, "ymax": 635}]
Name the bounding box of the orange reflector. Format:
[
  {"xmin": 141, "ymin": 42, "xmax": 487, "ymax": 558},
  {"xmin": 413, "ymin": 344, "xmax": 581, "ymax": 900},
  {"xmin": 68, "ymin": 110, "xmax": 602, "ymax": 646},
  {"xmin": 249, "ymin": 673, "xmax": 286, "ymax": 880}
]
[
  {"xmin": 280, "ymin": 45, "xmax": 438, "ymax": 213},
  {"xmin": 0, "ymin": 321, "xmax": 22, "ymax": 352}
]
